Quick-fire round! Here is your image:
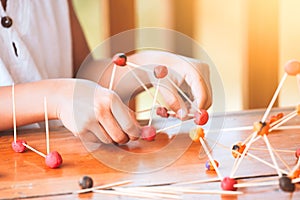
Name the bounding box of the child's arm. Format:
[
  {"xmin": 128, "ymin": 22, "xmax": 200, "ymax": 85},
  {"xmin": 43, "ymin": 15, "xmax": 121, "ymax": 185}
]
[{"xmin": 0, "ymin": 79, "xmax": 140, "ymax": 144}]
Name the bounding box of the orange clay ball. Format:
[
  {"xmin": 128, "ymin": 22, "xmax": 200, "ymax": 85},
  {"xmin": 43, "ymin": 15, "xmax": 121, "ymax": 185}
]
[
  {"xmin": 269, "ymin": 112, "xmax": 284, "ymax": 124},
  {"xmin": 296, "ymin": 104, "xmax": 300, "ymax": 115},
  {"xmin": 290, "ymin": 169, "xmax": 300, "ymax": 179},
  {"xmin": 284, "ymin": 59, "xmax": 300, "ymax": 76},
  {"xmin": 189, "ymin": 127, "xmax": 205, "ymax": 142},
  {"xmin": 253, "ymin": 121, "xmax": 270, "ymax": 136},
  {"xmin": 231, "ymin": 142, "xmax": 246, "ymax": 158}
]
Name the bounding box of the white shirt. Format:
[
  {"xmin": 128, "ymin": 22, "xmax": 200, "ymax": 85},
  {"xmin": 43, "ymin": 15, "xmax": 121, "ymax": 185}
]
[{"xmin": 0, "ymin": 0, "xmax": 73, "ymax": 86}]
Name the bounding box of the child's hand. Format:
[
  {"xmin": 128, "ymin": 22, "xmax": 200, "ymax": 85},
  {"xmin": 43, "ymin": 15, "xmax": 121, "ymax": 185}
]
[
  {"xmin": 126, "ymin": 50, "xmax": 212, "ymax": 118},
  {"xmin": 58, "ymin": 79, "xmax": 141, "ymax": 144}
]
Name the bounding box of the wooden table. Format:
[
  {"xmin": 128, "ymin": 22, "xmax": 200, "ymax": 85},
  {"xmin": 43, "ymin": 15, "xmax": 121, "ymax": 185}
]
[{"xmin": 0, "ymin": 107, "xmax": 299, "ymax": 199}]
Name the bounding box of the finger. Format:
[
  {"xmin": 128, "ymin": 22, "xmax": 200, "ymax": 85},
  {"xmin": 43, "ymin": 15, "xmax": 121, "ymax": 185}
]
[
  {"xmin": 184, "ymin": 62, "xmax": 212, "ymax": 110},
  {"xmin": 158, "ymin": 80, "xmax": 188, "ymax": 119},
  {"xmin": 77, "ymin": 129, "xmax": 103, "ymax": 152},
  {"xmin": 110, "ymin": 93, "xmax": 141, "ymax": 141},
  {"xmin": 86, "ymin": 121, "xmax": 113, "ymax": 144},
  {"xmin": 284, "ymin": 59, "xmax": 300, "ymax": 76},
  {"xmin": 97, "ymin": 109, "xmax": 130, "ymax": 144}
]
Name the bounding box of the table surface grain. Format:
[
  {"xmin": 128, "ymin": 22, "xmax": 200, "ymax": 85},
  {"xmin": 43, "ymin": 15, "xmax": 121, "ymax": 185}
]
[{"xmin": 0, "ymin": 107, "xmax": 299, "ymax": 200}]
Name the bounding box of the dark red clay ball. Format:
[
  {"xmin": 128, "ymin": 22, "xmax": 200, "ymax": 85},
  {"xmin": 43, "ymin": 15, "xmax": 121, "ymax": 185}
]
[
  {"xmin": 295, "ymin": 148, "xmax": 300, "ymax": 159},
  {"xmin": 194, "ymin": 109, "xmax": 209, "ymax": 125},
  {"xmin": 12, "ymin": 140, "xmax": 27, "ymax": 153},
  {"xmin": 112, "ymin": 53, "xmax": 127, "ymax": 66},
  {"xmin": 154, "ymin": 65, "xmax": 168, "ymax": 79},
  {"xmin": 221, "ymin": 177, "xmax": 238, "ymax": 191},
  {"xmin": 156, "ymin": 107, "xmax": 169, "ymax": 118},
  {"xmin": 45, "ymin": 151, "xmax": 63, "ymax": 169},
  {"xmin": 141, "ymin": 126, "xmax": 156, "ymax": 141}
]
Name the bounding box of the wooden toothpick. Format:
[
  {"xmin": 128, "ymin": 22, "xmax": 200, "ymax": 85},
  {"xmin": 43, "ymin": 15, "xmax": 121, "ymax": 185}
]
[
  {"xmin": 44, "ymin": 97, "xmax": 50, "ymax": 155},
  {"xmin": 12, "ymin": 83, "xmax": 17, "ymax": 143}
]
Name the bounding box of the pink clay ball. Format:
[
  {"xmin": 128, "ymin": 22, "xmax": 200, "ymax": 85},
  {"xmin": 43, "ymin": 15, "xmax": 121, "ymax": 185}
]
[
  {"xmin": 45, "ymin": 151, "xmax": 63, "ymax": 169},
  {"xmin": 12, "ymin": 140, "xmax": 27, "ymax": 153},
  {"xmin": 154, "ymin": 65, "xmax": 168, "ymax": 79}
]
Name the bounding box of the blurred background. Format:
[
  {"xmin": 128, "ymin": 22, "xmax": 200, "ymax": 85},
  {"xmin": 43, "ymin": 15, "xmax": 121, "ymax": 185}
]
[{"xmin": 72, "ymin": 0, "xmax": 300, "ymax": 112}]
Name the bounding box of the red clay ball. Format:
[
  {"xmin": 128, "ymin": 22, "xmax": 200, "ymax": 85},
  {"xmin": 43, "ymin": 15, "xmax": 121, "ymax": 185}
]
[
  {"xmin": 45, "ymin": 151, "xmax": 63, "ymax": 169},
  {"xmin": 12, "ymin": 140, "xmax": 27, "ymax": 153},
  {"xmin": 141, "ymin": 126, "xmax": 156, "ymax": 141},
  {"xmin": 112, "ymin": 53, "xmax": 127, "ymax": 66},
  {"xmin": 194, "ymin": 109, "xmax": 209, "ymax": 125},
  {"xmin": 221, "ymin": 177, "xmax": 238, "ymax": 191},
  {"xmin": 154, "ymin": 65, "xmax": 168, "ymax": 79},
  {"xmin": 156, "ymin": 107, "xmax": 169, "ymax": 118},
  {"xmin": 295, "ymin": 148, "xmax": 300, "ymax": 159}
]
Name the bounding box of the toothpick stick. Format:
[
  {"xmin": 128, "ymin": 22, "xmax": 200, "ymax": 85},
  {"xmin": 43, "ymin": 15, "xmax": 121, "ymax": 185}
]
[
  {"xmin": 270, "ymin": 110, "xmax": 296, "ymax": 127},
  {"xmin": 249, "ymin": 147, "xmax": 295, "ymax": 154},
  {"xmin": 209, "ymin": 124, "xmax": 300, "ymax": 133},
  {"xmin": 156, "ymin": 118, "xmax": 194, "ymax": 133},
  {"xmin": 74, "ymin": 180, "xmax": 132, "ymax": 194},
  {"xmin": 167, "ymin": 110, "xmax": 194, "ymax": 117},
  {"xmin": 148, "ymin": 79, "xmax": 160, "ymax": 126},
  {"xmin": 129, "ymin": 186, "xmax": 181, "ymax": 195},
  {"xmin": 126, "ymin": 61, "xmax": 144, "ymax": 69},
  {"xmin": 263, "ymin": 135, "xmax": 282, "ymax": 177},
  {"xmin": 292, "ymin": 177, "xmax": 300, "ymax": 184},
  {"xmin": 289, "ymin": 158, "xmax": 300, "ymax": 177},
  {"xmin": 167, "ymin": 77, "xmax": 200, "ymax": 113},
  {"xmin": 234, "ymin": 180, "xmax": 278, "ymax": 188},
  {"xmin": 12, "ymin": 83, "xmax": 17, "ymax": 143},
  {"xmin": 112, "ymin": 187, "xmax": 181, "ymax": 199},
  {"xmin": 230, "ymin": 131, "xmax": 258, "ymax": 178},
  {"xmin": 269, "ymin": 111, "xmax": 298, "ymax": 132},
  {"xmin": 127, "ymin": 65, "xmax": 155, "ymax": 99},
  {"xmin": 108, "ymin": 64, "xmax": 117, "ymax": 90},
  {"xmin": 44, "ymin": 97, "xmax": 50, "ymax": 155},
  {"xmin": 232, "ymin": 150, "xmax": 288, "ymax": 175},
  {"xmin": 93, "ymin": 189, "xmax": 162, "ymax": 199},
  {"xmin": 22, "ymin": 143, "xmax": 46, "ymax": 158},
  {"xmin": 173, "ymin": 177, "xmax": 221, "ymax": 186},
  {"xmin": 150, "ymin": 187, "xmax": 243, "ymax": 195},
  {"xmin": 272, "ymin": 148, "xmax": 291, "ymax": 172},
  {"xmin": 199, "ymin": 137, "xmax": 223, "ymax": 179},
  {"xmin": 261, "ymin": 73, "xmax": 287, "ymax": 123}
]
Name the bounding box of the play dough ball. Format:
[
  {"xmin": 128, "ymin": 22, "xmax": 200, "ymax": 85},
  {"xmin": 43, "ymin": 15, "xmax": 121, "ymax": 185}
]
[
  {"xmin": 79, "ymin": 176, "xmax": 94, "ymax": 189},
  {"xmin": 231, "ymin": 142, "xmax": 246, "ymax": 158},
  {"xmin": 156, "ymin": 107, "xmax": 169, "ymax": 118},
  {"xmin": 194, "ymin": 109, "xmax": 209, "ymax": 125},
  {"xmin": 205, "ymin": 160, "xmax": 219, "ymax": 171},
  {"xmin": 189, "ymin": 127, "xmax": 205, "ymax": 142},
  {"xmin": 45, "ymin": 151, "xmax": 63, "ymax": 168},
  {"xmin": 253, "ymin": 121, "xmax": 270, "ymax": 136},
  {"xmin": 141, "ymin": 126, "xmax": 156, "ymax": 141},
  {"xmin": 12, "ymin": 140, "xmax": 27, "ymax": 153},
  {"xmin": 154, "ymin": 65, "xmax": 168, "ymax": 79},
  {"xmin": 284, "ymin": 59, "xmax": 300, "ymax": 76},
  {"xmin": 295, "ymin": 148, "xmax": 300, "ymax": 159},
  {"xmin": 221, "ymin": 177, "xmax": 238, "ymax": 191},
  {"xmin": 112, "ymin": 53, "xmax": 127, "ymax": 66},
  {"xmin": 279, "ymin": 176, "xmax": 295, "ymax": 192}
]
